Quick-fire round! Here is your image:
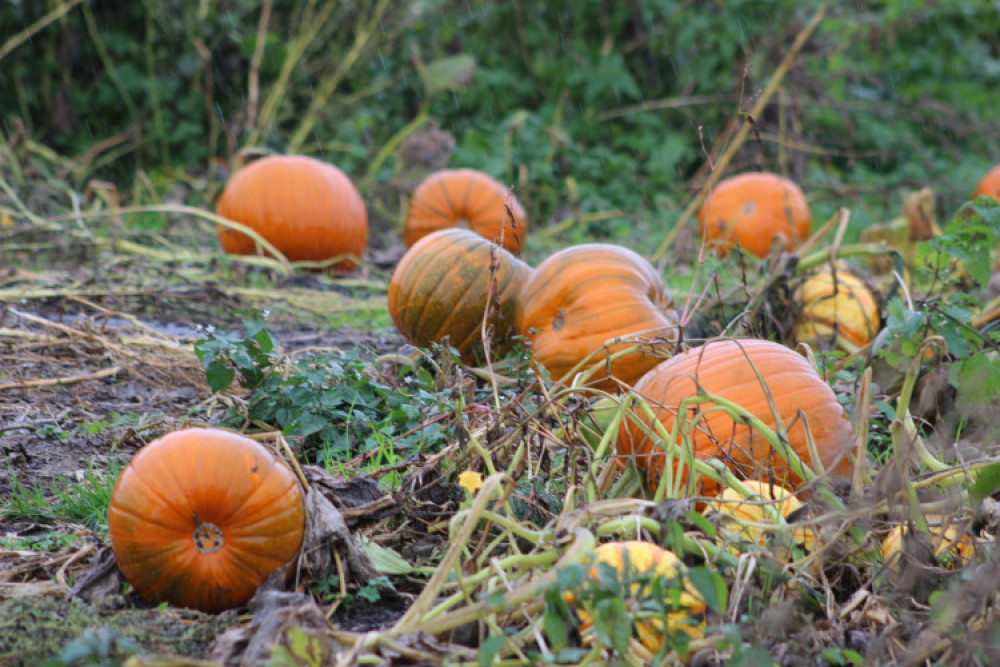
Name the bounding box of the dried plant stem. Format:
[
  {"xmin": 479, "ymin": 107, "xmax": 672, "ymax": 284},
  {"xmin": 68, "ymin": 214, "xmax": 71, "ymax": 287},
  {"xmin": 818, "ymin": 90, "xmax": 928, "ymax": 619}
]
[
  {"xmin": 0, "ymin": 366, "xmax": 121, "ymax": 391},
  {"xmin": 49, "ymin": 204, "xmax": 292, "ymax": 273},
  {"xmin": 652, "ymin": 1, "xmax": 829, "ymax": 261},
  {"xmin": 245, "ymin": 0, "xmax": 338, "ymax": 148},
  {"xmin": 287, "ymin": 0, "xmax": 392, "ymax": 153},
  {"xmin": 246, "ymin": 0, "xmax": 274, "ymax": 130},
  {"xmin": 0, "ymin": 0, "xmax": 84, "ymax": 63}
]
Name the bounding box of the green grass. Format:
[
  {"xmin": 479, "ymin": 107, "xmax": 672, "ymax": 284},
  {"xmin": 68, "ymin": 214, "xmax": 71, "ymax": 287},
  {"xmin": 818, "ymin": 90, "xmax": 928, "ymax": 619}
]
[{"xmin": 2, "ymin": 459, "xmax": 121, "ymax": 532}]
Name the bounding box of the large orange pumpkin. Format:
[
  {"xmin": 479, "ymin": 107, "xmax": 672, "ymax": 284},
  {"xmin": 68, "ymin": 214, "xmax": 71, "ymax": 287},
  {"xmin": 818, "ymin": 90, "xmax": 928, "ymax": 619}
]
[
  {"xmin": 108, "ymin": 428, "xmax": 306, "ymax": 613},
  {"xmin": 388, "ymin": 228, "xmax": 531, "ymax": 364},
  {"xmin": 972, "ymin": 164, "xmax": 1000, "ymax": 203},
  {"xmin": 618, "ymin": 339, "xmax": 854, "ymax": 495},
  {"xmin": 404, "ymin": 169, "xmax": 527, "ymax": 255},
  {"xmin": 699, "ymin": 172, "xmax": 812, "ymax": 258},
  {"xmin": 216, "ymin": 155, "xmax": 368, "ymax": 270},
  {"xmin": 515, "ymin": 244, "xmax": 681, "ymax": 391}
]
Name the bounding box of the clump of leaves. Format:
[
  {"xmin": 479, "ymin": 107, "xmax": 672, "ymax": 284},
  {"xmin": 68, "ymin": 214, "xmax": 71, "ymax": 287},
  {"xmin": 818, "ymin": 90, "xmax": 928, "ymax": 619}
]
[
  {"xmin": 194, "ymin": 312, "xmax": 452, "ymax": 463},
  {"xmin": 881, "ymin": 201, "xmax": 1000, "ymax": 384},
  {"xmin": 872, "ymin": 199, "xmax": 1000, "ymax": 453}
]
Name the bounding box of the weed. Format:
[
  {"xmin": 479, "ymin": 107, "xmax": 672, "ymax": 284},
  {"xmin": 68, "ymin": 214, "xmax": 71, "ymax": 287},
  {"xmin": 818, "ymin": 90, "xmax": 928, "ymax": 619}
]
[
  {"xmin": 3, "ymin": 459, "xmax": 121, "ymax": 531},
  {"xmin": 0, "ymin": 531, "xmax": 83, "ymax": 552},
  {"xmin": 195, "ymin": 312, "xmax": 454, "ymax": 465}
]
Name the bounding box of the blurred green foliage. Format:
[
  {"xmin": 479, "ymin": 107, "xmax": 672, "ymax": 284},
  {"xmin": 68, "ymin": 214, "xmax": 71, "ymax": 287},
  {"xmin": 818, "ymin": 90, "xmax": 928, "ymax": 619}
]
[{"xmin": 2, "ymin": 0, "xmax": 998, "ymax": 247}]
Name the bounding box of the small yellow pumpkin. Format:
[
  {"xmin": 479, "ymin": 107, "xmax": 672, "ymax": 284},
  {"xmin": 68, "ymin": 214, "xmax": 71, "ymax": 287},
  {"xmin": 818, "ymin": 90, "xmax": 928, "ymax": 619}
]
[
  {"xmin": 793, "ymin": 265, "xmax": 881, "ymax": 352},
  {"xmin": 704, "ymin": 480, "xmax": 814, "ymax": 551},
  {"xmin": 562, "ymin": 541, "xmax": 706, "ymax": 653},
  {"xmin": 881, "ymin": 519, "xmax": 976, "ymax": 574}
]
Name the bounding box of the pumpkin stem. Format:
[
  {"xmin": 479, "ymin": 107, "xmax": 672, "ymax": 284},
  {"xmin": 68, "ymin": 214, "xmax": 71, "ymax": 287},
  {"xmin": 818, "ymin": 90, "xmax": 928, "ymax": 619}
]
[{"xmin": 193, "ymin": 522, "xmax": 225, "ymax": 554}]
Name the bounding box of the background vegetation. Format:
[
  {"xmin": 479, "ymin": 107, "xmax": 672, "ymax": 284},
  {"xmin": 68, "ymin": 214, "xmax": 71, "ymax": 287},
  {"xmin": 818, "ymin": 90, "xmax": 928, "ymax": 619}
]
[
  {"xmin": 3, "ymin": 0, "xmax": 999, "ymax": 254},
  {"xmin": 4, "ymin": 2, "xmax": 1000, "ymax": 664}
]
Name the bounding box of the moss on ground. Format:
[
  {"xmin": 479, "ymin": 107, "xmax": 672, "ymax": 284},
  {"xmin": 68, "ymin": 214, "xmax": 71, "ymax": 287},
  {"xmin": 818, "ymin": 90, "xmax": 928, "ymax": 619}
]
[{"xmin": 0, "ymin": 597, "xmax": 233, "ymax": 665}]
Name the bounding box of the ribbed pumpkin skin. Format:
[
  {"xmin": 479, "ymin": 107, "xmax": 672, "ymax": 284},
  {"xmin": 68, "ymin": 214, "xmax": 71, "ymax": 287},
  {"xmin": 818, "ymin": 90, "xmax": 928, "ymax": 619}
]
[
  {"xmin": 699, "ymin": 172, "xmax": 812, "ymax": 258},
  {"xmin": 618, "ymin": 339, "xmax": 854, "ymax": 494},
  {"xmin": 973, "ymin": 164, "xmax": 1000, "ymax": 202},
  {"xmin": 793, "ymin": 267, "xmax": 880, "ymax": 351},
  {"xmin": 404, "ymin": 169, "xmax": 527, "ymax": 255},
  {"xmin": 108, "ymin": 428, "xmax": 306, "ymax": 613},
  {"xmin": 388, "ymin": 228, "xmax": 531, "ymax": 363},
  {"xmin": 705, "ymin": 480, "xmax": 814, "ymax": 550},
  {"xmin": 516, "ymin": 244, "xmax": 681, "ymax": 391},
  {"xmin": 565, "ymin": 541, "xmax": 706, "ymax": 651},
  {"xmin": 216, "ymin": 155, "xmax": 368, "ymax": 270}
]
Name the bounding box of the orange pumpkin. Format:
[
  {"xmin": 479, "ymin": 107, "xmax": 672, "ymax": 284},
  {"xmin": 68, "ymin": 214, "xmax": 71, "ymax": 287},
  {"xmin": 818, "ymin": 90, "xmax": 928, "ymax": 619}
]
[
  {"xmin": 216, "ymin": 155, "xmax": 368, "ymax": 270},
  {"xmin": 515, "ymin": 244, "xmax": 681, "ymax": 391},
  {"xmin": 793, "ymin": 265, "xmax": 881, "ymax": 352},
  {"xmin": 404, "ymin": 169, "xmax": 527, "ymax": 255},
  {"xmin": 699, "ymin": 172, "xmax": 812, "ymax": 258},
  {"xmin": 108, "ymin": 428, "xmax": 306, "ymax": 613},
  {"xmin": 388, "ymin": 228, "xmax": 531, "ymax": 364},
  {"xmin": 618, "ymin": 339, "xmax": 855, "ymax": 495},
  {"xmin": 562, "ymin": 541, "xmax": 706, "ymax": 653},
  {"xmin": 972, "ymin": 164, "xmax": 1000, "ymax": 203}
]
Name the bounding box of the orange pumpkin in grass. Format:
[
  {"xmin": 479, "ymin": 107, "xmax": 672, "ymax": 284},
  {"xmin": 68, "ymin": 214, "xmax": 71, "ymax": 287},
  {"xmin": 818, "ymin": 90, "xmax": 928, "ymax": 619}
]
[
  {"xmin": 699, "ymin": 172, "xmax": 812, "ymax": 258},
  {"xmin": 972, "ymin": 164, "xmax": 1000, "ymax": 203},
  {"xmin": 617, "ymin": 339, "xmax": 855, "ymax": 496},
  {"xmin": 388, "ymin": 228, "xmax": 531, "ymax": 364},
  {"xmin": 216, "ymin": 155, "xmax": 367, "ymax": 270},
  {"xmin": 404, "ymin": 168, "xmax": 527, "ymax": 255},
  {"xmin": 516, "ymin": 244, "xmax": 681, "ymax": 391},
  {"xmin": 108, "ymin": 428, "xmax": 305, "ymax": 613}
]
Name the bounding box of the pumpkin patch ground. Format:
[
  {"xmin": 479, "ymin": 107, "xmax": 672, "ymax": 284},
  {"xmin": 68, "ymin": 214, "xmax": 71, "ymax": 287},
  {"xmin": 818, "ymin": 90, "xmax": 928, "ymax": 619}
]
[{"xmin": 4, "ymin": 4, "xmax": 1000, "ymax": 666}]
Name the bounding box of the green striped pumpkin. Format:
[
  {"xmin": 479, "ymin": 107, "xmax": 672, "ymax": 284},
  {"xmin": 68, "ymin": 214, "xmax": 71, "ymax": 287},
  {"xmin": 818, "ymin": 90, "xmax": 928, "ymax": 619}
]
[{"xmin": 388, "ymin": 228, "xmax": 531, "ymax": 363}]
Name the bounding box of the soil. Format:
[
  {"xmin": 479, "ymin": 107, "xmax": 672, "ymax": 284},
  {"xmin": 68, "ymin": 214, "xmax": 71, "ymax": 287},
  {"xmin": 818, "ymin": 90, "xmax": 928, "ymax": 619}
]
[{"xmin": 0, "ymin": 221, "xmax": 422, "ymax": 664}]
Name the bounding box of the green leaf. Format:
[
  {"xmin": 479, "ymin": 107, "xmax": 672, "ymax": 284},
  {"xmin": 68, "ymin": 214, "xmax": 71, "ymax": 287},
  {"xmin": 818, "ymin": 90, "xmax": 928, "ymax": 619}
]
[
  {"xmin": 478, "ymin": 635, "xmax": 504, "ymax": 667},
  {"xmin": 954, "ymin": 353, "xmax": 1000, "ymax": 410},
  {"xmin": 592, "ymin": 597, "xmax": 631, "ymax": 655},
  {"xmin": 727, "ymin": 646, "xmax": 777, "ymax": 666},
  {"xmin": 686, "ymin": 509, "xmax": 717, "ymax": 539},
  {"xmin": 543, "ymin": 598, "xmax": 570, "ymax": 651},
  {"xmin": 204, "ymin": 361, "xmax": 236, "ymax": 393},
  {"xmin": 420, "ymin": 54, "xmax": 477, "ymax": 96},
  {"xmin": 970, "ymin": 462, "xmax": 1000, "ymax": 507},
  {"xmin": 686, "ymin": 566, "xmax": 728, "ymax": 615},
  {"xmin": 362, "ymin": 539, "xmax": 415, "ymax": 575}
]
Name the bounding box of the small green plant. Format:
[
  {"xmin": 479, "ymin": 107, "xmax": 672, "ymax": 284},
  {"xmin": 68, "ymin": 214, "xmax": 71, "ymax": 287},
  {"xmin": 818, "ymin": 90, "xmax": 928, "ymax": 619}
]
[
  {"xmin": 0, "ymin": 531, "xmax": 84, "ymax": 552},
  {"xmin": 40, "ymin": 627, "xmax": 140, "ymax": 667},
  {"xmin": 357, "ymin": 576, "xmax": 392, "ymax": 604},
  {"xmin": 73, "ymin": 413, "xmax": 147, "ymax": 437},
  {"xmin": 194, "ymin": 310, "xmax": 280, "ymax": 393},
  {"xmin": 194, "ymin": 312, "xmax": 453, "ymax": 465},
  {"xmin": 313, "ymin": 574, "xmax": 341, "ymax": 603},
  {"xmin": 880, "ymin": 200, "xmax": 1000, "ymax": 413},
  {"xmin": 3, "ymin": 459, "xmax": 121, "ymax": 531}
]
